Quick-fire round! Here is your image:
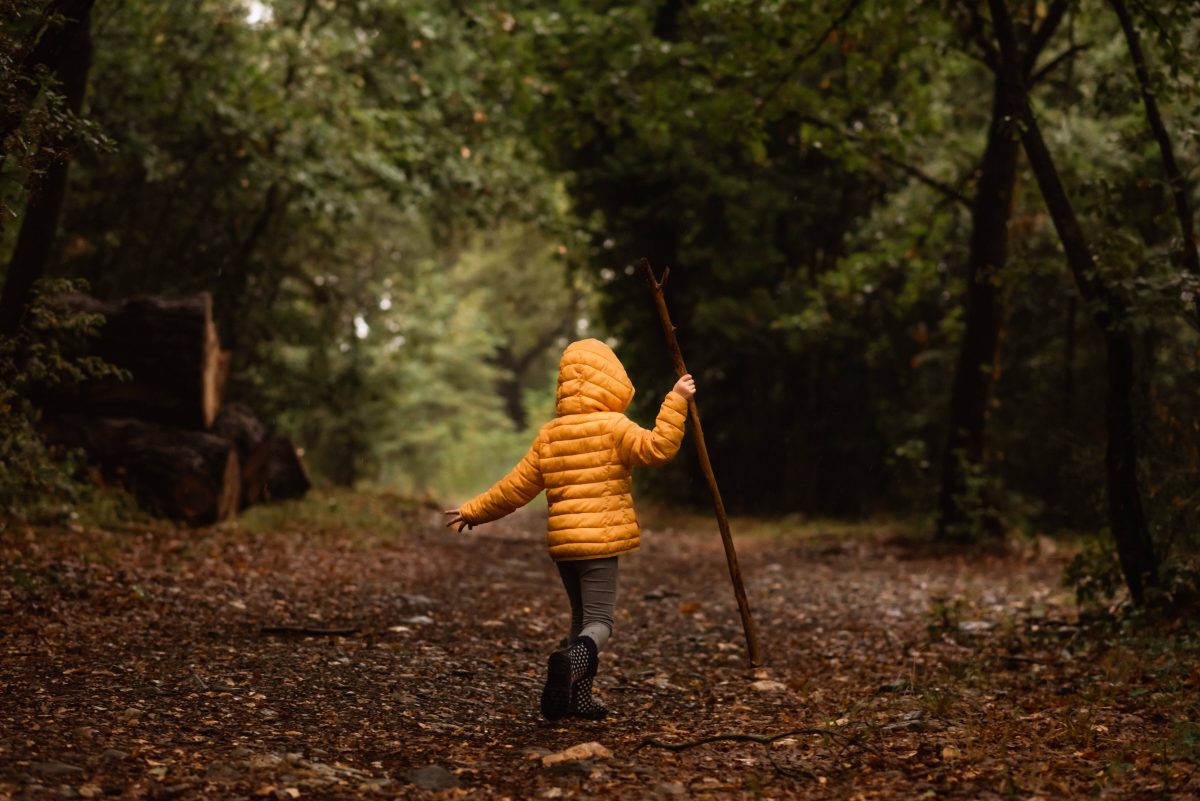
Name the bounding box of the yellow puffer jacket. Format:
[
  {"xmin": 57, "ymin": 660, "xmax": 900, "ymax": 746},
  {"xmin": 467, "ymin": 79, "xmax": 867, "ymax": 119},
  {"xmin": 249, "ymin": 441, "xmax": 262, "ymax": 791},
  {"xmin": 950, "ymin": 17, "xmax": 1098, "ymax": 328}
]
[{"xmin": 460, "ymin": 338, "xmax": 688, "ymax": 561}]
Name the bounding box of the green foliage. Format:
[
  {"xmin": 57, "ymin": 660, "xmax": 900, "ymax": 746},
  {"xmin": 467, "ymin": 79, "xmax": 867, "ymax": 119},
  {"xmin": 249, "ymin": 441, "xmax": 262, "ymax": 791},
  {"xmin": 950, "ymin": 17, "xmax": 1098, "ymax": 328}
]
[
  {"xmin": 1150, "ymin": 557, "xmax": 1200, "ymax": 615},
  {"xmin": 234, "ymin": 218, "xmax": 579, "ymax": 496},
  {"xmin": 497, "ymin": 0, "xmax": 1200, "ymax": 562},
  {"xmin": 0, "ymin": 0, "xmax": 115, "ymax": 258},
  {"xmin": 495, "ymin": 0, "xmax": 977, "ymax": 513},
  {"xmin": 939, "ymin": 447, "xmax": 1004, "ymax": 540},
  {"xmin": 926, "ymin": 595, "xmax": 966, "ymax": 638},
  {"xmin": 1064, "ymin": 538, "xmax": 1126, "ymax": 607},
  {"xmin": 886, "ymin": 437, "xmax": 935, "ymax": 512},
  {"xmin": 1065, "ymin": 531, "xmax": 1200, "ymax": 613},
  {"xmin": 235, "ymin": 486, "xmax": 433, "ymax": 547},
  {"xmin": 0, "ymin": 278, "xmax": 125, "ymax": 521},
  {"xmin": 4, "ymin": 0, "xmax": 586, "ymax": 496}
]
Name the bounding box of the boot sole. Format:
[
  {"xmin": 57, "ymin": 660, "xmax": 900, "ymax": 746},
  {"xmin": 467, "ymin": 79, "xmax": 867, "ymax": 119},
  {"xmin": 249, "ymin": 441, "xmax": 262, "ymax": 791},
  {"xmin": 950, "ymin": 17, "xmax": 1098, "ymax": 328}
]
[
  {"xmin": 571, "ymin": 705, "xmax": 609, "ymax": 721},
  {"xmin": 540, "ymin": 650, "xmax": 572, "ymax": 721}
]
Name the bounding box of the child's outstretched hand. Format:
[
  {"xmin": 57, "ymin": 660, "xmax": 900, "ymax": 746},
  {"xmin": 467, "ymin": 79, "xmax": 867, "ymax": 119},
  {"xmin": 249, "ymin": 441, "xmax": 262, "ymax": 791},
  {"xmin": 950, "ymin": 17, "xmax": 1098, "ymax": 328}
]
[
  {"xmin": 444, "ymin": 509, "xmax": 471, "ymax": 532},
  {"xmin": 673, "ymin": 373, "xmax": 696, "ymax": 400}
]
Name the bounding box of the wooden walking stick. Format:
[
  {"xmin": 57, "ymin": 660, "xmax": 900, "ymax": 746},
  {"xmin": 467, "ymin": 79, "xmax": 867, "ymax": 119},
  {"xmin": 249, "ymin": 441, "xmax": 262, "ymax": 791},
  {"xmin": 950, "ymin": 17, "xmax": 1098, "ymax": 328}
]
[{"xmin": 640, "ymin": 258, "xmax": 763, "ymax": 667}]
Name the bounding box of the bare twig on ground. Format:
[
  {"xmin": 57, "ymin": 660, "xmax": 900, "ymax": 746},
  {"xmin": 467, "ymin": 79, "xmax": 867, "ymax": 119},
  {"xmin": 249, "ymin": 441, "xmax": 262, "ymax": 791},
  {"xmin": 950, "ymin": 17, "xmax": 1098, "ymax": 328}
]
[
  {"xmin": 260, "ymin": 625, "xmax": 359, "ymax": 637},
  {"xmin": 639, "ymin": 728, "xmax": 852, "ymax": 781},
  {"xmin": 639, "ymin": 728, "xmax": 838, "ymax": 751}
]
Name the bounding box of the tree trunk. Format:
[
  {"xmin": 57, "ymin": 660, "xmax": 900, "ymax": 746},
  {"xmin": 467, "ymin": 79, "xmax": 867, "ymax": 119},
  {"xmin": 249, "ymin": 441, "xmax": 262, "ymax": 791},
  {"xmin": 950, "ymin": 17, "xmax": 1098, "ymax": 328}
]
[
  {"xmin": 0, "ymin": 4, "xmax": 92, "ymax": 335},
  {"xmin": 936, "ymin": 73, "xmax": 1020, "ymax": 540},
  {"xmin": 988, "ymin": 0, "xmax": 1157, "ymax": 603},
  {"xmin": 1108, "ymin": 0, "xmax": 1200, "ymax": 324},
  {"xmin": 1062, "ymin": 297, "xmax": 1076, "ymax": 420},
  {"xmin": 1104, "ymin": 331, "xmax": 1155, "ymax": 600},
  {"xmin": 935, "ymin": 1, "xmax": 1072, "ymax": 541},
  {"xmin": 39, "ymin": 292, "xmax": 226, "ymax": 429},
  {"xmin": 46, "ymin": 416, "xmax": 241, "ymax": 524}
]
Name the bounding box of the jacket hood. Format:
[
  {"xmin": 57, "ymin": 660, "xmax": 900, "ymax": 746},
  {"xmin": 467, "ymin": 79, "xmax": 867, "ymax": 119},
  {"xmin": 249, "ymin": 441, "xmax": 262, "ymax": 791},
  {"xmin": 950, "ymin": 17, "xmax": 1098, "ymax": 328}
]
[{"xmin": 555, "ymin": 339, "xmax": 634, "ymax": 415}]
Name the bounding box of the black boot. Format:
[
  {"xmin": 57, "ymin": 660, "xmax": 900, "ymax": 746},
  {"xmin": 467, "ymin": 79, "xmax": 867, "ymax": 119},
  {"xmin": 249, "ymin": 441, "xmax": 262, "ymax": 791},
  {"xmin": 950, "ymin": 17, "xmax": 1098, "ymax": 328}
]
[
  {"xmin": 570, "ymin": 672, "xmax": 608, "ymax": 720},
  {"xmin": 541, "ymin": 635, "xmax": 596, "ymax": 721}
]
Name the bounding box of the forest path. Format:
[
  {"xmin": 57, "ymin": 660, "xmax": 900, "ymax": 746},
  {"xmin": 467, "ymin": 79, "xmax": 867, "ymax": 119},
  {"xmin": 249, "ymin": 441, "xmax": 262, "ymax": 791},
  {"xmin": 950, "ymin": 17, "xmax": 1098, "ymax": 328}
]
[{"xmin": 1, "ymin": 500, "xmax": 1195, "ymax": 800}]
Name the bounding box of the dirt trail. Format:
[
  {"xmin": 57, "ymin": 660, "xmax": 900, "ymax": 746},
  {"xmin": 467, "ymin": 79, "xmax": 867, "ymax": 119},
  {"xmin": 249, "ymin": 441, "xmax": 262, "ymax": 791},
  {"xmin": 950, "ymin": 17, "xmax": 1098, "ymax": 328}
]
[{"xmin": 1, "ymin": 503, "xmax": 1195, "ymax": 799}]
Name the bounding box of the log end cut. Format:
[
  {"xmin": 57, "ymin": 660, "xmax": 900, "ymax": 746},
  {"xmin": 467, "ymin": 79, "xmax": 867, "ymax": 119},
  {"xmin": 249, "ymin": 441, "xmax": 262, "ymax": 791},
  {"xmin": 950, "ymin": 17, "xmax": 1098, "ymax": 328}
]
[{"xmin": 45, "ymin": 292, "xmax": 225, "ymax": 430}]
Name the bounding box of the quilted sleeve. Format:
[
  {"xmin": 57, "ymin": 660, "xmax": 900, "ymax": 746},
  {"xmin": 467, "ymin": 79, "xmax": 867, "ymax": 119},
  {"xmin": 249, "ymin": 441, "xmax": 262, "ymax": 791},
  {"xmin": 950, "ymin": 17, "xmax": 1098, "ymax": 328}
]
[
  {"xmin": 612, "ymin": 391, "xmax": 689, "ymax": 468},
  {"xmin": 460, "ymin": 430, "xmax": 545, "ymax": 525}
]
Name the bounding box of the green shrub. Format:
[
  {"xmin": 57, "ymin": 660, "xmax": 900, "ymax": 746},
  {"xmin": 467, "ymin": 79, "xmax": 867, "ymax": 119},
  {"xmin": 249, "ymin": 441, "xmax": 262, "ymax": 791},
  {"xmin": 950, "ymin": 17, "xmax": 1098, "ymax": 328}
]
[
  {"xmin": 0, "ymin": 279, "xmax": 125, "ymax": 522},
  {"xmin": 1063, "ymin": 538, "xmax": 1126, "ymax": 607}
]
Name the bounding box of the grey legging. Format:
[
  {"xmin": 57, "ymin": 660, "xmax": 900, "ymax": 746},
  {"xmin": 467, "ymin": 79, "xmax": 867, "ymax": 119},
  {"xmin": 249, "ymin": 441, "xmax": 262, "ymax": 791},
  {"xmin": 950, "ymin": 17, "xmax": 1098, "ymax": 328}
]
[{"xmin": 556, "ymin": 556, "xmax": 618, "ymax": 651}]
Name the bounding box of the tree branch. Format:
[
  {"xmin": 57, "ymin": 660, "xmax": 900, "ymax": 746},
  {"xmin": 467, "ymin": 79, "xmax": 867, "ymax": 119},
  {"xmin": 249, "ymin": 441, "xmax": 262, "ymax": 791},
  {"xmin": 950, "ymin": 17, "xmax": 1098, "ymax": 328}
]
[
  {"xmin": 1129, "ymin": 0, "xmax": 1175, "ymax": 58},
  {"xmin": 756, "ymin": 0, "xmax": 867, "ymax": 113},
  {"xmin": 639, "ymin": 728, "xmax": 839, "ymax": 751},
  {"xmin": 1023, "ymin": 0, "xmax": 1071, "ymax": 70},
  {"xmin": 950, "ymin": 0, "xmax": 999, "ymax": 69},
  {"xmin": 639, "ymin": 726, "xmax": 862, "ymax": 781},
  {"xmin": 987, "ymin": 0, "xmax": 1113, "ymax": 317},
  {"xmin": 987, "ymin": 0, "xmax": 1158, "ymax": 605},
  {"xmin": 883, "ymin": 153, "xmax": 973, "ymax": 209},
  {"xmin": 797, "ymin": 115, "xmax": 973, "ymax": 209},
  {"xmin": 1108, "ymin": 0, "xmax": 1200, "ymax": 325},
  {"xmin": 1030, "ymin": 43, "xmax": 1091, "ymax": 85}
]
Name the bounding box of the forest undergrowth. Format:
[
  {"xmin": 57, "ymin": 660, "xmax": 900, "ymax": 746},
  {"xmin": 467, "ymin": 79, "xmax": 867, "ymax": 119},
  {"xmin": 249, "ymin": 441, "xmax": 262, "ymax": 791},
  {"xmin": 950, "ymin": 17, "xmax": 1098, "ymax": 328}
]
[{"xmin": 2, "ymin": 493, "xmax": 1198, "ymax": 800}]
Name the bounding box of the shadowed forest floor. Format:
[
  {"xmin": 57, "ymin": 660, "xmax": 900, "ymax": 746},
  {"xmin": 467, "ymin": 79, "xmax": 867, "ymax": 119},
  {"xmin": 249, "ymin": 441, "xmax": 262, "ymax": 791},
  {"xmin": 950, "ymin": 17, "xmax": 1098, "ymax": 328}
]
[{"xmin": 2, "ymin": 495, "xmax": 1198, "ymax": 800}]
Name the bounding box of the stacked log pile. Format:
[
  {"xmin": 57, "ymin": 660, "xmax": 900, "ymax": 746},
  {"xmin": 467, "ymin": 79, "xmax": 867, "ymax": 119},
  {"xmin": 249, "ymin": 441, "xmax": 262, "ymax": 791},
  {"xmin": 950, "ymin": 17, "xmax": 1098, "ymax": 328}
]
[
  {"xmin": 39, "ymin": 293, "xmax": 228, "ymax": 428},
  {"xmin": 41, "ymin": 292, "xmax": 310, "ymax": 524}
]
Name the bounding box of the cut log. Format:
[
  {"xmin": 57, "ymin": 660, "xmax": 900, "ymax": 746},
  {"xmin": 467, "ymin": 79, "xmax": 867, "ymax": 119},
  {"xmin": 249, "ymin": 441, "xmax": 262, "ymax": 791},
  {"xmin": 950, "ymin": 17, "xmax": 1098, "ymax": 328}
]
[
  {"xmin": 212, "ymin": 350, "xmax": 232, "ymax": 419},
  {"xmin": 41, "ymin": 292, "xmax": 225, "ymax": 429},
  {"xmin": 46, "ymin": 417, "xmax": 240, "ymax": 524},
  {"xmin": 264, "ymin": 438, "xmax": 311, "ymax": 502},
  {"xmin": 212, "ymin": 404, "xmax": 310, "ymax": 507},
  {"xmin": 211, "ymin": 402, "xmax": 273, "ymax": 507}
]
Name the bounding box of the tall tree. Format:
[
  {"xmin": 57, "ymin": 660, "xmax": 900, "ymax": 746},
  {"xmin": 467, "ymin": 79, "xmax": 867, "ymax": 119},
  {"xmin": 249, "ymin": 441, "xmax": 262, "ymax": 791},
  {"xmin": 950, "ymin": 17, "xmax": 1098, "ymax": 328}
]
[
  {"xmin": 1107, "ymin": 0, "xmax": 1200, "ymax": 326},
  {"xmin": 987, "ymin": 0, "xmax": 1158, "ymax": 602},
  {"xmin": 936, "ymin": 0, "xmax": 1072, "ymax": 540},
  {"xmin": 0, "ymin": 0, "xmax": 92, "ymax": 335}
]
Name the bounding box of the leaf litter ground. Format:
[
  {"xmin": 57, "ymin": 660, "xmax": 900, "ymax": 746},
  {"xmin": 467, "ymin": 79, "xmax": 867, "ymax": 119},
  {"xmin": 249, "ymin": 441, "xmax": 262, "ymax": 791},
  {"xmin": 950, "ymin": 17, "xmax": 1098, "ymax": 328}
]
[{"xmin": 2, "ymin": 497, "xmax": 1198, "ymax": 800}]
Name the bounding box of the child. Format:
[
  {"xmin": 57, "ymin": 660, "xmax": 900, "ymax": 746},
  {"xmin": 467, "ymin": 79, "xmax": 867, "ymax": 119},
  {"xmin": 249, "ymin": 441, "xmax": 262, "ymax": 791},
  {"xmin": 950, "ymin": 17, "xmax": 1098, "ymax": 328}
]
[{"xmin": 445, "ymin": 338, "xmax": 695, "ymax": 721}]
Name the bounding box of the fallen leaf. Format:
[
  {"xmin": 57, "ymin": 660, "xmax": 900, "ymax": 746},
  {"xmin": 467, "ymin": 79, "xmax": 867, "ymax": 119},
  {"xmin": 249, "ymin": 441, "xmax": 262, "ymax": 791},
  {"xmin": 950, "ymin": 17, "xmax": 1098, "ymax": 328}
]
[
  {"xmin": 751, "ymin": 680, "xmax": 788, "ymax": 693},
  {"xmin": 542, "ymin": 742, "xmax": 613, "ymax": 767},
  {"xmin": 958, "ymin": 620, "xmax": 994, "ymax": 633}
]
